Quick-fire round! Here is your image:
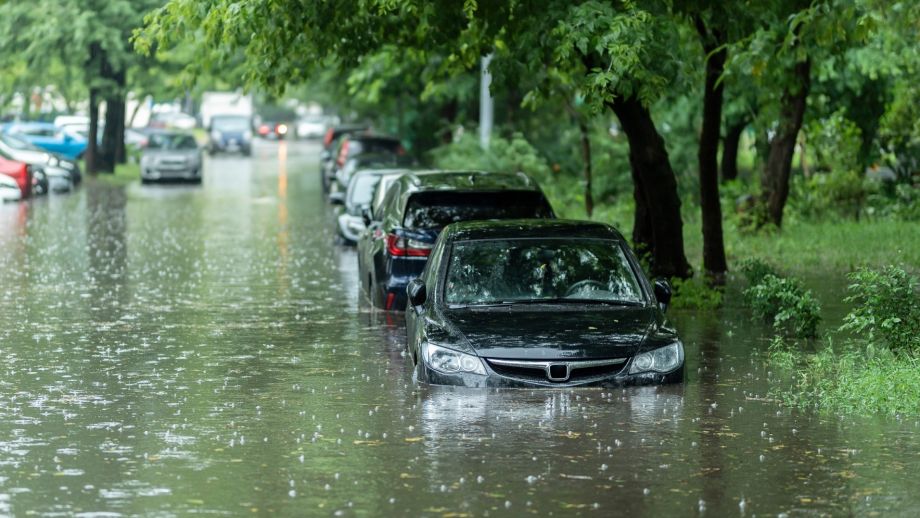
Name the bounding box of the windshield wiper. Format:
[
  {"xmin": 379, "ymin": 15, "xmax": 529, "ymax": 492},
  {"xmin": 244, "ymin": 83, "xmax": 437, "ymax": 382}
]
[{"xmin": 499, "ymin": 298, "xmax": 643, "ymax": 306}]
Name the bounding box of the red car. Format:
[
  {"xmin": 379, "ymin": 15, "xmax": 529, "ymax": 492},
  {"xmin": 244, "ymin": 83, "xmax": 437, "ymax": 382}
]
[{"xmin": 0, "ymin": 155, "xmax": 31, "ymax": 200}]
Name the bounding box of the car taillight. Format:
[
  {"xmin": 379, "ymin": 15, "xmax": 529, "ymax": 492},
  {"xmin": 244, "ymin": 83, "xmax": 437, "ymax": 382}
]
[
  {"xmin": 386, "ymin": 233, "xmax": 432, "ymax": 257},
  {"xmin": 336, "ymin": 139, "xmax": 349, "ymax": 167},
  {"xmin": 323, "ymin": 128, "xmax": 334, "ymax": 148},
  {"xmin": 276, "ymin": 123, "xmax": 288, "ymax": 135}
]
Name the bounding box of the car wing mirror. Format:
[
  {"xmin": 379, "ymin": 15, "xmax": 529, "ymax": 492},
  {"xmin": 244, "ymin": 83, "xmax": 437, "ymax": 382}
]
[
  {"xmin": 654, "ymin": 278, "xmax": 672, "ymax": 312},
  {"xmin": 329, "ymin": 191, "xmax": 345, "ymax": 206},
  {"xmin": 407, "ymin": 278, "xmax": 427, "ymax": 309}
]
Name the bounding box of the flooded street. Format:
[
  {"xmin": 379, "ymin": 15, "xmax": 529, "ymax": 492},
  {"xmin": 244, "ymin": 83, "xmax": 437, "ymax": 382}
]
[{"xmin": 2, "ymin": 140, "xmax": 920, "ymax": 516}]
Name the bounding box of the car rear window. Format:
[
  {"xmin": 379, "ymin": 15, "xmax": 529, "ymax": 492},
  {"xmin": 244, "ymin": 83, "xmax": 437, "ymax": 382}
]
[
  {"xmin": 402, "ymin": 191, "xmax": 552, "ymax": 229},
  {"xmin": 349, "ymin": 139, "xmax": 402, "ymax": 156}
]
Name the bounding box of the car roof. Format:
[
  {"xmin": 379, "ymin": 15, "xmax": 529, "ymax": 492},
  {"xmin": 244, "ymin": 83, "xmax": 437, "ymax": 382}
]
[
  {"xmin": 440, "ymin": 219, "xmax": 626, "ymax": 242},
  {"xmin": 398, "ymin": 170, "xmax": 541, "ymax": 193},
  {"xmin": 344, "ymin": 134, "xmax": 401, "ymax": 144}
]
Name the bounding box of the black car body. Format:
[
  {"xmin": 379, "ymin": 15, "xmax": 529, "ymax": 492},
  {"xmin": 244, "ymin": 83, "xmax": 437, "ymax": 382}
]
[
  {"xmin": 357, "ymin": 170, "xmax": 555, "ymax": 311},
  {"xmin": 405, "ymin": 219, "xmax": 684, "ymax": 388},
  {"xmin": 327, "ymin": 135, "xmax": 403, "ymax": 193},
  {"xmin": 208, "ymin": 115, "xmax": 252, "ymax": 156},
  {"xmin": 320, "ymin": 125, "xmax": 369, "ymax": 193}
]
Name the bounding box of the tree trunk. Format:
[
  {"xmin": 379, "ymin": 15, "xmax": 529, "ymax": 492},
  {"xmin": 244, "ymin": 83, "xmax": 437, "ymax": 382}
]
[
  {"xmin": 721, "ymin": 119, "xmax": 746, "ymax": 182},
  {"xmin": 578, "ymin": 118, "xmax": 593, "ymax": 218},
  {"xmin": 608, "ymin": 96, "xmax": 692, "ymax": 279},
  {"xmin": 696, "ymin": 18, "xmax": 728, "ymax": 280},
  {"xmin": 86, "ymin": 88, "xmax": 100, "ymax": 174},
  {"xmin": 761, "ymin": 59, "xmax": 811, "ymax": 228},
  {"xmin": 127, "ymin": 96, "xmax": 144, "ymax": 131}
]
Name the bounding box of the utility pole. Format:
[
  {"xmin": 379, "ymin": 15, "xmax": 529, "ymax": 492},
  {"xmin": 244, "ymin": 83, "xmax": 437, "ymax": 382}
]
[{"xmin": 479, "ymin": 54, "xmax": 493, "ymax": 150}]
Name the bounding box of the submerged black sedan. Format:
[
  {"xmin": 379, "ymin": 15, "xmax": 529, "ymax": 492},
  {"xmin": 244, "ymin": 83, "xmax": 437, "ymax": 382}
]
[{"xmin": 405, "ymin": 219, "xmax": 684, "ymax": 388}]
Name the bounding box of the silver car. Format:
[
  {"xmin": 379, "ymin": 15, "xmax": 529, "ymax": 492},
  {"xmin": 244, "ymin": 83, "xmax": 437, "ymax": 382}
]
[
  {"xmin": 140, "ymin": 132, "xmax": 202, "ymax": 183},
  {"xmin": 333, "ymin": 169, "xmax": 409, "ymax": 245}
]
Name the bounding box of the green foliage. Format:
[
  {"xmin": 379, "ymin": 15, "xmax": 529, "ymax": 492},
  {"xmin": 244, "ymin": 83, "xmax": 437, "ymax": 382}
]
[
  {"xmin": 429, "ymin": 133, "xmax": 551, "ymax": 181},
  {"xmin": 840, "ymin": 266, "xmax": 920, "ymax": 355},
  {"xmin": 669, "ymin": 277, "xmax": 723, "ymax": 310},
  {"xmin": 744, "ymin": 273, "xmax": 821, "ymax": 339},
  {"xmin": 770, "ymin": 338, "xmax": 920, "ymax": 416},
  {"xmin": 789, "ymin": 170, "xmax": 868, "ymax": 220},
  {"xmin": 805, "ymin": 109, "xmax": 863, "ymax": 174},
  {"xmin": 738, "ymin": 257, "xmax": 780, "ymax": 288},
  {"xmin": 865, "ymin": 182, "xmax": 920, "ymax": 221}
]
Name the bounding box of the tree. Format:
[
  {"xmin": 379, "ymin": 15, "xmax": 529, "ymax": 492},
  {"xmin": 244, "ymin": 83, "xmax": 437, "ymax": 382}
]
[
  {"xmin": 727, "ymin": 0, "xmax": 875, "ymax": 227},
  {"xmin": 0, "ymin": 0, "xmax": 163, "ymax": 173},
  {"xmin": 139, "ymin": 0, "xmax": 694, "ymax": 278}
]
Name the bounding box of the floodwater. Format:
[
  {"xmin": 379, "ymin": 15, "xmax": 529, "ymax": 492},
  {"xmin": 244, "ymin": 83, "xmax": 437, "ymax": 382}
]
[{"xmin": 1, "ymin": 140, "xmax": 919, "ymax": 517}]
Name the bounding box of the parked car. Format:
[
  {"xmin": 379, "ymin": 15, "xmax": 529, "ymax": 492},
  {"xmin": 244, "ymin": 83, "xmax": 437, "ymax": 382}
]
[
  {"xmin": 208, "ymin": 115, "xmax": 252, "ymax": 156},
  {"xmin": 256, "ymin": 121, "xmax": 289, "ymax": 140},
  {"xmin": 331, "ymin": 168, "xmax": 412, "ymax": 245},
  {"xmin": 140, "ymin": 132, "xmax": 203, "ymax": 184},
  {"xmin": 0, "ymin": 133, "xmax": 81, "ymax": 185},
  {"xmin": 405, "ymin": 219, "xmax": 683, "ymax": 388},
  {"xmin": 327, "ymin": 134, "xmax": 403, "ymax": 193},
  {"xmin": 295, "ymin": 115, "xmax": 328, "ymax": 139},
  {"xmin": 319, "ymin": 125, "xmax": 370, "ymax": 192},
  {"xmin": 149, "ymin": 111, "xmax": 197, "ymax": 130},
  {"xmin": 0, "ymin": 155, "xmax": 31, "ymax": 201},
  {"xmin": 357, "ymin": 170, "xmax": 555, "ymax": 311},
  {"xmin": 333, "ymin": 153, "xmax": 414, "ymax": 194},
  {"xmin": 0, "ymin": 171, "xmax": 21, "ymax": 202},
  {"xmin": 1, "ymin": 122, "xmax": 87, "ymax": 160}
]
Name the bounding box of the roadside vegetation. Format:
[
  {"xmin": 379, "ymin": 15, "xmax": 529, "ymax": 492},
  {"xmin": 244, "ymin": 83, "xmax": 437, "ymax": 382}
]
[{"xmin": 761, "ymin": 265, "xmax": 920, "ymax": 416}]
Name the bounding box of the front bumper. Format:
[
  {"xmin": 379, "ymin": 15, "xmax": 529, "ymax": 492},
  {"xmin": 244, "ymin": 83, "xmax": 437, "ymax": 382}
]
[
  {"xmin": 418, "ymin": 360, "xmax": 684, "ymax": 388},
  {"xmin": 142, "ymin": 166, "xmax": 201, "ymax": 181}
]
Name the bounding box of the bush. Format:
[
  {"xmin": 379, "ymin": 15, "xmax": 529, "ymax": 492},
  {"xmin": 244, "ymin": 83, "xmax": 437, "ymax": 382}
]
[
  {"xmin": 840, "ymin": 266, "xmax": 920, "ymax": 355},
  {"xmin": 744, "ymin": 274, "xmax": 821, "ymax": 339},
  {"xmin": 739, "ymin": 257, "xmax": 780, "ymax": 288},
  {"xmin": 669, "ymin": 277, "xmax": 723, "ymax": 310}
]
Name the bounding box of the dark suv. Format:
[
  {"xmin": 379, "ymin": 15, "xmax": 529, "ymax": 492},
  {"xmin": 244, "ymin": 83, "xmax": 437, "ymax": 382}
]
[
  {"xmin": 328, "ymin": 135, "xmax": 403, "ymax": 192},
  {"xmin": 356, "ymin": 170, "xmax": 555, "ymax": 311},
  {"xmin": 208, "ymin": 115, "xmax": 252, "ymax": 156}
]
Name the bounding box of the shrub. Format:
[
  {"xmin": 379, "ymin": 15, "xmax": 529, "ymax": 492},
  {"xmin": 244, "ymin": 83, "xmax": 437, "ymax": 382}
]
[
  {"xmin": 744, "ymin": 274, "xmax": 821, "ymax": 339},
  {"xmin": 839, "ymin": 266, "xmax": 920, "ymax": 355},
  {"xmin": 669, "ymin": 277, "xmax": 723, "ymax": 310},
  {"xmin": 738, "ymin": 258, "xmax": 780, "ymax": 288}
]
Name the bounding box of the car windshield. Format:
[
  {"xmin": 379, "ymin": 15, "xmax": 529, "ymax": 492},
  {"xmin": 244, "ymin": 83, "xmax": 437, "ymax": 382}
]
[
  {"xmin": 403, "ymin": 191, "xmax": 552, "ymax": 229},
  {"xmin": 147, "ymin": 134, "xmax": 198, "ymax": 150},
  {"xmin": 444, "ymin": 238, "xmax": 645, "ymax": 307},
  {"xmin": 212, "ymin": 117, "xmax": 250, "ymax": 132},
  {"xmin": 348, "ymin": 174, "xmax": 381, "ymax": 207}
]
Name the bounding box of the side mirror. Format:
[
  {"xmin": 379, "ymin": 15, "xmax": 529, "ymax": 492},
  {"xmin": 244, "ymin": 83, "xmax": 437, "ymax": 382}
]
[
  {"xmin": 329, "ymin": 191, "xmax": 345, "ymax": 205},
  {"xmin": 361, "ymin": 207, "xmax": 373, "ymax": 227},
  {"xmin": 320, "ymin": 150, "xmax": 331, "ymax": 161},
  {"xmin": 407, "ymin": 278, "xmax": 427, "ymax": 309},
  {"xmin": 654, "ymin": 278, "xmax": 672, "ymax": 312}
]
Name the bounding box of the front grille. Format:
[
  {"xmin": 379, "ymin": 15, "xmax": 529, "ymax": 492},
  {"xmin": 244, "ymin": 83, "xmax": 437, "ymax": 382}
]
[{"xmin": 486, "ymin": 358, "xmax": 628, "ymax": 384}]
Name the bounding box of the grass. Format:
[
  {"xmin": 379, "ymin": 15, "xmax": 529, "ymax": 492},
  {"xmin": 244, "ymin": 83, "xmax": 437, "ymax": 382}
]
[
  {"xmin": 769, "ymin": 339, "xmax": 920, "ymax": 416},
  {"xmin": 77, "ymin": 158, "xmax": 141, "ymax": 187}
]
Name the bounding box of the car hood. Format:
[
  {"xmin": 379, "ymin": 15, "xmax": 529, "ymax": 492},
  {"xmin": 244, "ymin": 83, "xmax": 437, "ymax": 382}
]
[{"xmin": 442, "ymin": 306, "xmax": 658, "ymax": 360}]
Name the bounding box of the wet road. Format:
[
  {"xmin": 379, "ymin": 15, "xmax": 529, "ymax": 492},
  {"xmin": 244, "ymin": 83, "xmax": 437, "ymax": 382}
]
[{"xmin": 1, "ymin": 140, "xmax": 920, "ymax": 516}]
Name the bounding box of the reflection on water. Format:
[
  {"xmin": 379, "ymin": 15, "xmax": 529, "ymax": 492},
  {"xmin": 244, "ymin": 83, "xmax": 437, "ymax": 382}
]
[{"xmin": 1, "ymin": 140, "xmax": 919, "ymax": 516}]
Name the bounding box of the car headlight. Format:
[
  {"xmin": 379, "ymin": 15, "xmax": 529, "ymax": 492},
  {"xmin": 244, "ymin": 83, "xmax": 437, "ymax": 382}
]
[
  {"xmin": 629, "ymin": 342, "xmax": 684, "ymax": 374},
  {"xmin": 424, "ymin": 343, "xmax": 486, "ymax": 375}
]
